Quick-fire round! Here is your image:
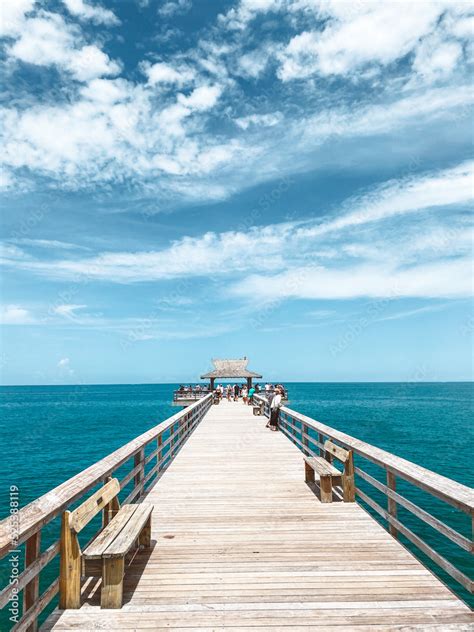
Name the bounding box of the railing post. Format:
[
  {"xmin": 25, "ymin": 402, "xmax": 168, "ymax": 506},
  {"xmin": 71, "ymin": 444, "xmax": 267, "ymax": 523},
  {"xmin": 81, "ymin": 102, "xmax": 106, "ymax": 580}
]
[
  {"xmin": 157, "ymin": 435, "xmax": 162, "ymax": 471},
  {"xmin": 387, "ymin": 470, "xmax": 398, "ymax": 538},
  {"xmin": 302, "ymin": 423, "xmax": 308, "ymax": 455},
  {"xmin": 134, "ymin": 449, "xmax": 145, "ymax": 499},
  {"xmin": 318, "ymin": 433, "xmax": 324, "ymax": 457},
  {"xmin": 171, "ymin": 422, "xmax": 177, "ymax": 457},
  {"xmin": 23, "ymin": 531, "xmax": 41, "ymax": 631}
]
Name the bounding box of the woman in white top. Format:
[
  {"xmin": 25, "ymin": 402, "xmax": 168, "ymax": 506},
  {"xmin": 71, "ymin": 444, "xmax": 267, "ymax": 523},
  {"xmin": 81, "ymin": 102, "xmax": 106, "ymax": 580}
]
[
  {"xmin": 268, "ymin": 387, "xmax": 282, "ymax": 431},
  {"xmin": 241, "ymin": 385, "xmax": 248, "ymax": 404}
]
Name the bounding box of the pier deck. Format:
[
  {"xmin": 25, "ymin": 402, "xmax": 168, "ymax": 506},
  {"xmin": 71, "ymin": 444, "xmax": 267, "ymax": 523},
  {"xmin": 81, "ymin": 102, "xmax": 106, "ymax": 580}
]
[{"xmin": 43, "ymin": 400, "xmax": 473, "ymax": 631}]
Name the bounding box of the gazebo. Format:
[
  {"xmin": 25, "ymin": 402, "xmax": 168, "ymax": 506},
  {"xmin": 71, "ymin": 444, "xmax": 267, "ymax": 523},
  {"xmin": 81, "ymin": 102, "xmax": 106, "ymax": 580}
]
[{"xmin": 201, "ymin": 357, "xmax": 262, "ymax": 391}]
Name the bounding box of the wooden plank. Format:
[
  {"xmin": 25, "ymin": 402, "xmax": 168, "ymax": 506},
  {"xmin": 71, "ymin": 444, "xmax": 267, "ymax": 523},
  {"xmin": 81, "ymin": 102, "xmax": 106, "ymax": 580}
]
[
  {"xmin": 134, "ymin": 450, "xmax": 145, "ymax": 500},
  {"xmin": 23, "ymin": 530, "xmax": 41, "ymax": 632},
  {"xmin": 83, "ymin": 505, "xmax": 137, "ymax": 560},
  {"xmin": 103, "ymin": 504, "xmax": 153, "ymax": 559},
  {"xmin": 304, "ymin": 456, "xmax": 340, "ymax": 477},
  {"xmin": 387, "ymin": 471, "xmax": 398, "ymax": 538},
  {"xmin": 101, "ymin": 557, "xmax": 125, "ymax": 608},
  {"xmin": 324, "ymin": 440, "xmax": 350, "ymax": 463},
  {"xmin": 70, "ymin": 479, "xmax": 120, "ymax": 533},
  {"xmin": 59, "ymin": 511, "xmax": 81, "ymax": 609}
]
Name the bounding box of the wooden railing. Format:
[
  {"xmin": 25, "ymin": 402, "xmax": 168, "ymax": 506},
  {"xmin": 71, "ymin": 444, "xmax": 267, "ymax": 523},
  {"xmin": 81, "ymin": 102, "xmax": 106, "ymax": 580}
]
[
  {"xmin": 0, "ymin": 393, "xmax": 212, "ymax": 632},
  {"xmin": 173, "ymin": 389, "xmax": 211, "ymax": 402},
  {"xmin": 254, "ymin": 395, "xmax": 474, "ymax": 596}
]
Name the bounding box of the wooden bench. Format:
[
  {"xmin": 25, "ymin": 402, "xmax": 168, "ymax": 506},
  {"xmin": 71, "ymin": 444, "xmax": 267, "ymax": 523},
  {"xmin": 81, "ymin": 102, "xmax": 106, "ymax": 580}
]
[
  {"xmin": 59, "ymin": 478, "xmax": 153, "ymax": 609},
  {"xmin": 304, "ymin": 440, "xmax": 355, "ymax": 503},
  {"xmin": 253, "ymin": 401, "xmax": 265, "ymax": 416}
]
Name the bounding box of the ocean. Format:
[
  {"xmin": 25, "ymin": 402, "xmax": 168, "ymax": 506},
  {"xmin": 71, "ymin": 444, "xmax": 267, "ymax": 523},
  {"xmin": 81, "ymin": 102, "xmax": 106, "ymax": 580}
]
[{"xmin": 0, "ymin": 382, "xmax": 473, "ymax": 628}]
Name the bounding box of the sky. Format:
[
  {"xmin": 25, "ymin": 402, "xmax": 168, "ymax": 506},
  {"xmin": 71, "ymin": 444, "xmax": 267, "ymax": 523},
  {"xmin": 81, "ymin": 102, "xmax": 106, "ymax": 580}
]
[{"xmin": 0, "ymin": 0, "xmax": 473, "ymax": 385}]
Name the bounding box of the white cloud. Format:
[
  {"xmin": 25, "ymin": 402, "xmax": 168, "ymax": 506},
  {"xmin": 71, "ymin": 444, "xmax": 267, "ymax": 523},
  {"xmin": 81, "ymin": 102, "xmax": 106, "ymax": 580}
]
[
  {"xmin": 0, "ymin": 305, "xmax": 34, "ymax": 325},
  {"xmin": 412, "ymin": 37, "xmax": 463, "ymax": 83},
  {"xmin": 296, "ymin": 161, "xmax": 474, "ymax": 239},
  {"xmin": 375, "ymin": 303, "xmax": 452, "ymax": 323},
  {"xmin": 236, "ymin": 45, "xmax": 274, "ymax": 78},
  {"xmin": 158, "ymin": 0, "xmax": 192, "ymax": 18},
  {"xmin": 278, "ymin": 4, "xmax": 440, "ymax": 80},
  {"xmin": 235, "ymin": 112, "xmax": 282, "ymax": 130},
  {"xmin": 62, "ymin": 0, "xmax": 120, "ymax": 25},
  {"xmin": 0, "ymin": 0, "xmax": 35, "ymax": 37},
  {"xmin": 68, "ymin": 45, "xmax": 121, "ymax": 82},
  {"xmin": 7, "ymin": 12, "xmax": 120, "ymax": 81},
  {"xmin": 57, "ymin": 357, "xmax": 74, "ymax": 375},
  {"xmin": 219, "ymin": 0, "xmax": 280, "ymax": 31},
  {"xmin": 276, "ymin": 2, "xmax": 470, "ymax": 82},
  {"xmin": 177, "ymin": 85, "xmax": 222, "ymax": 110},
  {"xmin": 10, "ymin": 239, "xmax": 88, "ymax": 250},
  {"xmin": 230, "ymin": 258, "xmax": 473, "ymax": 301},
  {"xmin": 142, "ymin": 62, "xmax": 195, "ymax": 86},
  {"xmin": 53, "ymin": 304, "xmax": 87, "ymax": 319},
  {"xmin": 2, "ymin": 162, "xmax": 472, "ymax": 301}
]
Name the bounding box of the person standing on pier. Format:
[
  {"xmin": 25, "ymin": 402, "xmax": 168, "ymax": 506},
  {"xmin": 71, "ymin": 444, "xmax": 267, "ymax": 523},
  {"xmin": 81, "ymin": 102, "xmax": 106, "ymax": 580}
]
[
  {"xmin": 233, "ymin": 383, "xmax": 240, "ymax": 401},
  {"xmin": 241, "ymin": 384, "xmax": 248, "ymax": 404},
  {"xmin": 268, "ymin": 387, "xmax": 282, "ymax": 431}
]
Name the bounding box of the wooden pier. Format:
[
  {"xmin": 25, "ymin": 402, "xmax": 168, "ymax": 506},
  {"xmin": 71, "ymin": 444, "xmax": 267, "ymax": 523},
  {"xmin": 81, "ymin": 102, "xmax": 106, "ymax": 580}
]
[{"xmin": 1, "ymin": 394, "xmax": 473, "ymax": 631}]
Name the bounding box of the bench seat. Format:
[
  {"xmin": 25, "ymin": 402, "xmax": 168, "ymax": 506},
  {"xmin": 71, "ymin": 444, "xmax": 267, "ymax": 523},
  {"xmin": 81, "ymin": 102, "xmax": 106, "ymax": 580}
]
[
  {"xmin": 304, "ymin": 456, "xmax": 342, "ymax": 503},
  {"xmin": 303, "ymin": 441, "xmax": 355, "ymax": 504},
  {"xmin": 84, "ymin": 503, "xmax": 153, "ymax": 560},
  {"xmin": 304, "ymin": 456, "xmax": 341, "ymax": 478}
]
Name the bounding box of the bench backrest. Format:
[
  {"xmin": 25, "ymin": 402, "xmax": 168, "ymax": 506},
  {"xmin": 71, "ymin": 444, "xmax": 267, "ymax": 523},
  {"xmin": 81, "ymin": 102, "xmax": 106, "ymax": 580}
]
[
  {"xmin": 323, "ymin": 440, "xmax": 355, "ymax": 503},
  {"xmin": 324, "ymin": 440, "xmax": 350, "ymax": 463},
  {"xmin": 69, "ymin": 478, "xmax": 120, "ymax": 534}
]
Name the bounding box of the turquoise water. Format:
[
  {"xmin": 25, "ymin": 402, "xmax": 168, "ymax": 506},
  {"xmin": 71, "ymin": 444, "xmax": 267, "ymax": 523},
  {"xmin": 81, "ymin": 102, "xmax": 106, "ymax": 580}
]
[{"xmin": 0, "ymin": 382, "xmax": 473, "ymax": 629}]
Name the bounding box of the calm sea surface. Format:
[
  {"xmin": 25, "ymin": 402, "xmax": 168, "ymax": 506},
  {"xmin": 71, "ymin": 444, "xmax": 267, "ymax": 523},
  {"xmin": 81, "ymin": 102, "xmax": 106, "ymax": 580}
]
[{"xmin": 0, "ymin": 382, "xmax": 473, "ymax": 628}]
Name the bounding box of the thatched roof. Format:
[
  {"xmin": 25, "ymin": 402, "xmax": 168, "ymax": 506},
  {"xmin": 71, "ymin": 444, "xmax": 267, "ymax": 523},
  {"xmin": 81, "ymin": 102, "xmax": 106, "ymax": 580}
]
[{"xmin": 201, "ymin": 357, "xmax": 262, "ymax": 379}]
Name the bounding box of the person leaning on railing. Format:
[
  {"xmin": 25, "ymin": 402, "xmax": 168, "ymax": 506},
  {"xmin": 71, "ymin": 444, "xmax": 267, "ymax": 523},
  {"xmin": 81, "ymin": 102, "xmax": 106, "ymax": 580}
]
[{"xmin": 267, "ymin": 387, "xmax": 282, "ymax": 431}]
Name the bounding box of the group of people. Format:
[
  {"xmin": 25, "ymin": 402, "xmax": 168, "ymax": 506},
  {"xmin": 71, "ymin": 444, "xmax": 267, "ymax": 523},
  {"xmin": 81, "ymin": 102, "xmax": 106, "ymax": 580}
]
[
  {"xmin": 214, "ymin": 383, "xmax": 260, "ymax": 404},
  {"xmin": 177, "ymin": 384, "xmax": 210, "ymax": 394},
  {"xmin": 213, "ymin": 382, "xmax": 286, "ymax": 432}
]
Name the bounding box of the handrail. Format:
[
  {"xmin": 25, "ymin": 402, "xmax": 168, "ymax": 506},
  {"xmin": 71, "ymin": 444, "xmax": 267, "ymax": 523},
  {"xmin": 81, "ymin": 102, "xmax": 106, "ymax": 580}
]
[
  {"xmin": 0, "ymin": 393, "xmax": 212, "ymax": 631},
  {"xmin": 254, "ymin": 395, "xmax": 474, "ymax": 595},
  {"xmin": 278, "ymin": 404, "xmax": 474, "ymax": 513},
  {"xmin": 173, "ymin": 390, "xmax": 211, "ymax": 401}
]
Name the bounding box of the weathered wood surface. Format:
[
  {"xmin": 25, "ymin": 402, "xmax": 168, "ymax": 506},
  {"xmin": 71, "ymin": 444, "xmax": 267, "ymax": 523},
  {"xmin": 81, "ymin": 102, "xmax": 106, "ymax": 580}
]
[
  {"xmin": 43, "ymin": 400, "xmax": 473, "ymax": 630},
  {"xmin": 0, "ymin": 395, "xmax": 212, "ymax": 558},
  {"xmin": 304, "ymin": 456, "xmax": 341, "ymax": 476},
  {"xmin": 70, "ymin": 479, "xmax": 120, "ymax": 534},
  {"xmin": 277, "ymin": 405, "xmax": 474, "ymax": 513}
]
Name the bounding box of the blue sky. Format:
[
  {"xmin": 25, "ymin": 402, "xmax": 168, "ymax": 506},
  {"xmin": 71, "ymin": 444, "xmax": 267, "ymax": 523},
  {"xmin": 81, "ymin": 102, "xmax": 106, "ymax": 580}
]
[{"xmin": 0, "ymin": 0, "xmax": 473, "ymax": 385}]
